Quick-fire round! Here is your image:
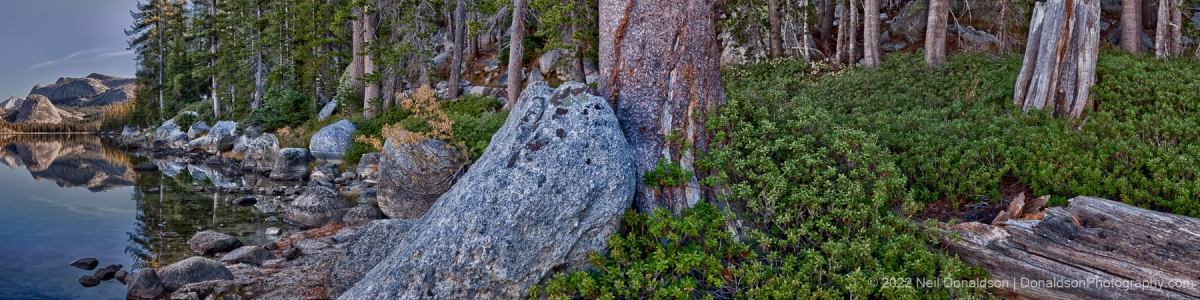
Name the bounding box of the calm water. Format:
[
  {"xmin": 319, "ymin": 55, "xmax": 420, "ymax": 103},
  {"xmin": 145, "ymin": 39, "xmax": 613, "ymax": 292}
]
[{"xmin": 0, "ymin": 134, "xmax": 292, "ymax": 299}]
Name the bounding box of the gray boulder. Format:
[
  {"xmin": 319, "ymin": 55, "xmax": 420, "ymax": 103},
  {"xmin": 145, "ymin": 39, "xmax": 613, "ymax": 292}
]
[
  {"xmin": 355, "ymin": 152, "xmax": 380, "ymax": 178},
  {"xmin": 188, "ymin": 230, "xmax": 244, "ymax": 257},
  {"xmin": 890, "ymin": 0, "xmax": 929, "ymax": 43},
  {"xmin": 126, "ymin": 269, "xmax": 165, "ymax": 300},
  {"xmin": 342, "ymin": 204, "xmax": 385, "ymax": 227},
  {"xmin": 219, "ymin": 246, "xmax": 277, "ymax": 266},
  {"xmin": 949, "ymin": 24, "xmax": 999, "ymax": 51},
  {"xmin": 318, "ymin": 100, "xmax": 338, "ymax": 121},
  {"xmin": 539, "ymin": 49, "xmax": 565, "ymax": 75},
  {"xmin": 283, "ymin": 186, "xmax": 352, "ymax": 229},
  {"xmin": 70, "ymin": 257, "xmax": 98, "ymax": 270},
  {"xmin": 340, "ymin": 82, "xmax": 635, "ymax": 299},
  {"xmin": 327, "ymin": 220, "xmax": 417, "ymax": 299},
  {"xmin": 154, "ymin": 119, "xmax": 182, "ymax": 141},
  {"xmin": 187, "ymin": 121, "xmax": 239, "ymax": 154},
  {"xmin": 243, "ymin": 134, "xmax": 280, "ymax": 173},
  {"xmin": 309, "ymin": 120, "xmax": 357, "ymax": 160},
  {"xmin": 270, "ymin": 148, "xmax": 313, "ymax": 181},
  {"xmin": 187, "ymin": 121, "xmax": 210, "ymax": 139},
  {"xmin": 376, "ymin": 133, "xmax": 466, "ymax": 219},
  {"xmin": 310, "ymin": 163, "xmax": 339, "ymax": 182},
  {"xmin": 158, "ymin": 257, "xmax": 234, "ymax": 291}
]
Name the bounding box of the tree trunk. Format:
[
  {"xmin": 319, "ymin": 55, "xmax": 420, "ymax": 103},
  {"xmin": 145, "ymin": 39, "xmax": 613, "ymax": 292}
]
[
  {"xmin": 863, "ymin": 0, "xmax": 880, "ymax": 67},
  {"xmin": 382, "ymin": 72, "xmax": 397, "ymax": 111},
  {"xmin": 505, "ymin": 0, "xmax": 527, "ymax": 109},
  {"xmin": 847, "ymin": 0, "xmax": 858, "ymax": 68},
  {"xmin": 351, "ymin": 7, "xmax": 365, "ymax": 93},
  {"xmin": 573, "ymin": 44, "xmax": 587, "ymax": 83},
  {"xmin": 599, "ymin": 0, "xmax": 727, "ymax": 213},
  {"xmin": 821, "ymin": 0, "xmax": 835, "ymax": 55},
  {"xmin": 941, "ymin": 196, "xmax": 1200, "ymax": 299},
  {"xmin": 1122, "ymin": 0, "xmax": 1142, "ymax": 53},
  {"xmin": 924, "ymin": 0, "xmax": 949, "ymax": 67},
  {"xmin": 211, "ymin": 0, "xmax": 220, "ymax": 119},
  {"xmin": 835, "ymin": 0, "xmax": 848, "ymax": 66},
  {"xmin": 1155, "ymin": 0, "xmax": 1169, "ymax": 57},
  {"xmin": 1012, "ymin": 0, "xmax": 1100, "ymax": 119},
  {"xmin": 449, "ymin": 0, "xmax": 466, "ymax": 99},
  {"xmin": 767, "ymin": 0, "xmax": 784, "ymax": 59},
  {"xmin": 363, "ymin": 8, "xmax": 380, "ymax": 118},
  {"xmin": 1169, "ymin": 0, "xmax": 1181, "ymax": 55}
]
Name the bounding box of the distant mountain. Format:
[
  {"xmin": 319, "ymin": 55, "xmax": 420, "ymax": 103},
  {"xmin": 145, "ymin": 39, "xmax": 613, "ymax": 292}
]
[
  {"xmin": 27, "ymin": 73, "xmax": 136, "ymax": 107},
  {"xmin": 12, "ymin": 95, "xmax": 82, "ymax": 124}
]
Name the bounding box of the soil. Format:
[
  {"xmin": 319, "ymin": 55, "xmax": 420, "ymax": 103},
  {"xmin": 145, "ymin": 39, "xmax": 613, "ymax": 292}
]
[{"xmin": 913, "ymin": 175, "xmax": 1033, "ymax": 224}]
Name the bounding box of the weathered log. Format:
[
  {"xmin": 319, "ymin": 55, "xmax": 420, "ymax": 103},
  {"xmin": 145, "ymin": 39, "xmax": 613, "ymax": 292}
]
[
  {"xmin": 1012, "ymin": 0, "xmax": 1100, "ymax": 118},
  {"xmin": 942, "ymin": 196, "xmax": 1200, "ymax": 299}
]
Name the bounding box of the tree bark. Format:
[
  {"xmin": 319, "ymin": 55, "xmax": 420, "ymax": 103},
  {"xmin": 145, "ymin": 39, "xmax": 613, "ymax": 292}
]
[
  {"xmin": 924, "ymin": 0, "xmax": 949, "ymax": 67},
  {"xmin": 505, "ymin": 0, "xmax": 527, "ymax": 109},
  {"xmin": 1122, "ymin": 0, "xmax": 1143, "ymax": 53},
  {"xmin": 863, "ymin": 0, "xmax": 880, "ymax": 67},
  {"xmin": 363, "ymin": 8, "xmax": 380, "ymax": 118},
  {"xmin": 821, "ymin": 0, "xmax": 835, "ymax": 55},
  {"xmin": 1169, "ymin": 0, "xmax": 1181, "ymax": 55},
  {"xmin": 847, "ymin": 0, "xmax": 858, "ymax": 68},
  {"xmin": 573, "ymin": 44, "xmax": 587, "ymax": 83},
  {"xmin": 600, "ymin": 0, "xmax": 727, "ymax": 213},
  {"xmin": 1155, "ymin": 0, "xmax": 1169, "ymax": 57},
  {"xmin": 1012, "ymin": 0, "xmax": 1100, "ymax": 119},
  {"xmin": 351, "ymin": 7, "xmax": 365, "ymax": 93},
  {"xmin": 767, "ymin": 0, "xmax": 784, "ymax": 59},
  {"xmin": 211, "ymin": 0, "xmax": 219, "ymax": 119},
  {"xmin": 449, "ymin": 0, "xmax": 466, "ymax": 99},
  {"xmin": 942, "ymin": 196, "xmax": 1200, "ymax": 299},
  {"xmin": 835, "ymin": 0, "xmax": 848, "ymax": 66}
]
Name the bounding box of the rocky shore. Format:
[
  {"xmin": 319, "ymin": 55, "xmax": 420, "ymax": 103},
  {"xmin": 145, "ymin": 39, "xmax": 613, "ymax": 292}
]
[{"xmin": 101, "ymin": 82, "xmax": 635, "ymax": 300}]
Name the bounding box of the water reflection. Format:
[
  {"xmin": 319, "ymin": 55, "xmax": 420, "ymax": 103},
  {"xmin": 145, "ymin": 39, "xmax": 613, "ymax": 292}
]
[{"xmin": 0, "ymin": 134, "xmax": 290, "ymax": 298}]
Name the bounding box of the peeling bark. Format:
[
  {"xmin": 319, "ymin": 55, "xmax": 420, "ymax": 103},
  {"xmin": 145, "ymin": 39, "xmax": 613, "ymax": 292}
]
[{"xmin": 1012, "ymin": 0, "xmax": 1100, "ymax": 119}]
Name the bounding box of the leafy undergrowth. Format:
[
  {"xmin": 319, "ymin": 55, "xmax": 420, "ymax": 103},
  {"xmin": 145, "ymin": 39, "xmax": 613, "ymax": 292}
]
[
  {"xmin": 341, "ymin": 93, "xmax": 508, "ymax": 165},
  {"xmin": 532, "ymin": 51, "xmax": 1200, "ymax": 298}
]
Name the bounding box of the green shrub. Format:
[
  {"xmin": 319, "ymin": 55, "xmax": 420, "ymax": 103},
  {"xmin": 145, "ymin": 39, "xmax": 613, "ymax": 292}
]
[
  {"xmin": 342, "ymin": 95, "xmax": 507, "ymax": 165},
  {"xmin": 260, "ymin": 87, "xmax": 314, "ymax": 132}
]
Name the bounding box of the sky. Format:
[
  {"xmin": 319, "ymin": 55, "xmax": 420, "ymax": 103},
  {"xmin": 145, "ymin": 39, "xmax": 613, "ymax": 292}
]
[{"xmin": 0, "ymin": 0, "xmax": 141, "ymax": 99}]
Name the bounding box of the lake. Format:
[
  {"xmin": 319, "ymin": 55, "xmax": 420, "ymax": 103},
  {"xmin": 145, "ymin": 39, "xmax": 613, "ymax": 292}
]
[{"xmin": 0, "ymin": 134, "xmax": 291, "ymax": 299}]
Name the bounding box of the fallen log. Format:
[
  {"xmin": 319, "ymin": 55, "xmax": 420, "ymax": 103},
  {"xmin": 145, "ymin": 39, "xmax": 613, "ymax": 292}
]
[
  {"xmin": 1012, "ymin": 0, "xmax": 1101, "ymax": 118},
  {"xmin": 942, "ymin": 196, "xmax": 1200, "ymax": 299}
]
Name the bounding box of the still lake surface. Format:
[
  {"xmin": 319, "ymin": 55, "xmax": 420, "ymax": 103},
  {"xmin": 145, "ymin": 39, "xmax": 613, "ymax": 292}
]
[{"xmin": 0, "ymin": 134, "xmax": 291, "ymax": 299}]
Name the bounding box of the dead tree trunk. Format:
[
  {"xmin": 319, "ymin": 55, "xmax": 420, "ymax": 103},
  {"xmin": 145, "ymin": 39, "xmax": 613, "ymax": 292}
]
[
  {"xmin": 363, "ymin": 9, "xmax": 380, "ymax": 118},
  {"xmin": 1122, "ymin": 0, "xmax": 1142, "ymax": 53},
  {"xmin": 863, "ymin": 0, "xmax": 881, "ymax": 68},
  {"xmin": 835, "ymin": 0, "xmax": 848, "ymax": 66},
  {"xmin": 847, "ymin": 0, "xmax": 858, "ymax": 68},
  {"xmin": 449, "ymin": 0, "xmax": 466, "ymax": 99},
  {"xmin": 942, "ymin": 196, "xmax": 1200, "ymax": 299},
  {"xmin": 1155, "ymin": 0, "xmax": 1182, "ymax": 58},
  {"xmin": 505, "ymin": 0, "xmax": 528, "ymax": 109},
  {"xmin": 767, "ymin": 0, "xmax": 784, "ymax": 59},
  {"xmin": 924, "ymin": 0, "xmax": 949, "ymax": 67},
  {"xmin": 351, "ymin": 8, "xmax": 365, "ymax": 94},
  {"xmin": 599, "ymin": 0, "xmax": 726, "ymax": 213},
  {"xmin": 1012, "ymin": 0, "xmax": 1100, "ymax": 119}
]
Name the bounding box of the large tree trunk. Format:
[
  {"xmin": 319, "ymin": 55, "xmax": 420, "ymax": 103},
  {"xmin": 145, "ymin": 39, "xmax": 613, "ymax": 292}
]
[
  {"xmin": 1155, "ymin": 0, "xmax": 1182, "ymax": 58},
  {"xmin": 211, "ymin": 0, "xmax": 219, "ymax": 119},
  {"xmin": 835, "ymin": 0, "xmax": 848, "ymax": 66},
  {"xmin": 821, "ymin": 0, "xmax": 835, "ymax": 54},
  {"xmin": 942, "ymin": 196, "xmax": 1200, "ymax": 299},
  {"xmin": 573, "ymin": 44, "xmax": 587, "ymax": 83},
  {"xmin": 847, "ymin": 0, "xmax": 858, "ymax": 68},
  {"xmin": 1122, "ymin": 0, "xmax": 1143, "ymax": 53},
  {"xmin": 767, "ymin": 0, "xmax": 784, "ymax": 59},
  {"xmin": 599, "ymin": 0, "xmax": 726, "ymax": 213},
  {"xmin": 448, "ymin": 0, "xmax": 466, "ymax": 99},
  {"xmin": 505, "ymin": 0, "xmax": 527, "ymax": 109},
  {"xmin": 924, "ymin": 0, "xmax": 949, "ymax": 67},
  {"xmin": 363, "ymin": 9, "xmax": 380, "ymax": 118},
  {"xmin": 1170, "ymin": 0, "xmax": 1181, "ymax": 55},
  {"xmin": 863, "ymin": 0, "xmax": 880, "ymax": 68},
  {"xmin": 351, "ymin": 8, "xmax": 365, "ymax": 93},
  {"xmin": 1012, "ymin": 0, "xmax": 1100, "ymax": 119}
]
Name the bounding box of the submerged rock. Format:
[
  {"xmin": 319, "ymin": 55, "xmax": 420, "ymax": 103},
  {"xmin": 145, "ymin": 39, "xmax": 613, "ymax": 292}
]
[
  {"xmin": 78, "ymin": 275, "xmax": 101, "ymax": 287},
  {"xmin": 70, "ymin": 257, "xmax": 98, "ymax": 270},
  {"xmin": 340, "ymin": 82, "xmax": 635, "ymax": 299}
]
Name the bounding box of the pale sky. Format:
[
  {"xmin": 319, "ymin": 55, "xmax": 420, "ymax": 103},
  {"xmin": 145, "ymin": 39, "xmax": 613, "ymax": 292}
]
[{"xmin": 0, "ymin": 0, "xmax": 141, "ymax": 99}]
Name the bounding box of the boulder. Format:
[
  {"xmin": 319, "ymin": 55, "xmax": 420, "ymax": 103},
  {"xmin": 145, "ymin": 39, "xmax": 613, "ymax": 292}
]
[
  {"xmin": 187, "ymin": 121, "xmax": 239, "ymax": 154},
  {"xmin": 78, "ymin": 275, "xmax": 101, "ymax": 287},
  {"xmin": 153, "ymin": 119, "xmax": 182, "ymax": 141},
  {"xmin": 538, "ymin": 49, "xmax": 565, "ymax": 75},
  {"xmin": 309, "ymin": 120, "xmax": 357, "ymax": 160},
  {"xmin": 949, "ymin": 24, "xmax": 999, "ymax": 51},
  {"xmin": 318, "ymin": 100, "xmax": 338, "ymax": 121},
  {"xmin": 14, "ymin": 94, "xmax": 78, "ymax": 124},
  {"xmin": 187, "ymin": 230, "xmax": 244, "ymax": 257},
  {"xmin": 269, "ymin": 148, "xmax": 313, "ymax": 181},
  {"xmin": 187, "ymin": 121, "xmax": 211, "ymax": 139},
  {"xmin": 94, "ymin": 264, "xmax": 121, "ymax": 280},
  {"xmin": 232, "ymin": 196, "xmax": 257, "ymax": 206},
  {"xmin": 890, "ymin": 0, "xmax": 929, "ymax": 43},
  {"xmin": 158, "ymin": 257, "xmax": 235, "ymax": 291},
  {"xmin": 326, "ymin": 220, "xmax": 417, "ymax": 299},
  {"xmin": 219, "ymin": 246, "xmax": 277, "ymax": 266},
  {"xmin": 115, "ymin": 270, "xmax": 129, "ymax": 284},
  {"xmin": 243, "ymin": 134, "xmax": 281, "ymax": 173},
  {"xmin": 310, "ymin": 163, "xmax": 339, "ymax": 182},
  {"xmin": 340, "ymin": 82, "xmax": 635, "ymax": 299},
  {"xmin": 283, "ymin": 186, "xmax": 352, "ymax": 229},
  {"xmin": 172, "ymin": 280, "xmax": 238, "ymax": 300},
  {"xmin": 70, "ymin": 257, "xmax": 99, "ymax": 270},
  {"xmin": 342, "ymin": 204, "xmax": 385, "ymax": 227},
  {"xmin": 126, "ymin": 269, "xmax": 165, "ymax": 300},
  {"xmin": 376, "ymin": 133, "xmax": 466, "ymax": 219},
  {"xmin": 355, "ymin": 152, "xmax": 380, "ymax": 178}
]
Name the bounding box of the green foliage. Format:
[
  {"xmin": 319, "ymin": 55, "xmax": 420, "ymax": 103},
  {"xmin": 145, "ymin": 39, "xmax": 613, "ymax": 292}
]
[
  {"xmin": 343, "ymin": 95, "xmax": 507, "ymax": 164},
  {"xmin": 260, "ymin": 87, "xmax": 315, "ymax": 132},
  {"xmin": 644, "ymin": 159, "xmax": 694, "ymax": 187}
]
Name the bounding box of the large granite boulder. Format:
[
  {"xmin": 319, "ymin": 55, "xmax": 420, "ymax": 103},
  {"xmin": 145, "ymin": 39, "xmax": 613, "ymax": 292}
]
[
  {"xmin": 242, "ymin": 134, "xmax": 281, "ymax": 173},
  {"xmin": 342, "ymin": 204, "xmax": 385, "ymax": 227},
  {"xmin": 14, "ymin": 95, "xmax": 78, "ymax": 124},
  {"xmin": 187, "ymin": 230, "xmax": 244, "ymax": 257},
  {"xmin": 309, "ymin": 120, "xmax": 356, "ymax": 160},
  {"xmin": 153, "ymin": 119, "xmax": 182, "ymax": 141},
  {"xmin": 355, "ymin": 152, "xmax": 380, "ymax": 178},
  {"xmin": 340, "ymin": 82, "xmax": 635, "ymax": 299},
  {"xmin": 126, "ymin": 268, "xmax": 165, "ymax": 300},
  {"xmin": 186, "ymin": 121, "xmax": 239, "ymax": 154},
  {"xmin": 890, "ymin": 0, "xmax": 929, "ymax": 43},
  {"xmin": 318, "ymin": 100, "xmax": 338, "ymax": 121},
  {"xmin": 270, "ymin": 148, "xmax": 313, "ymax": 181},
  {"xmin": 283, "ymin": 186, "xmax": 353, "ymax": 229},
  {"xmin": 376, "ymin": 133, "xmax": 467, "ymax": 219},
  {"xmin": 187, "ymin": 121, "xmax": 210, "ymax": 139},
  {"xmin": 158, "ymin": 257, "xmax": 234, "ymax": 291},
  {"xmin": 219, "ymin": 246, "xmax": 277, "ymax": 266},
  {"xmin": 326, "ymin": 220, "xmax": 417, "ymax": 299}
]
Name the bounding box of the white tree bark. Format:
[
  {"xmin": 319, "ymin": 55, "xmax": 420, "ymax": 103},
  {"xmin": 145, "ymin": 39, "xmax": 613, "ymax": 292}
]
[{"xmin": 1012, "ymin": 0, "xmax": 1100, "ymax": 119}]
